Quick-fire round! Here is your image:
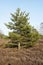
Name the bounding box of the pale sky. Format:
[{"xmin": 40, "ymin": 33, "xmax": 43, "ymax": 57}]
[{"xmin": 0, "ymin": 0, "xmax": 43, "ymax": 35}]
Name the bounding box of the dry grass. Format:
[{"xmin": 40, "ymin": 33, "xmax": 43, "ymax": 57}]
[{"xmin": 0, "ymin": 42, "xmax": 43, "ymax": 65}]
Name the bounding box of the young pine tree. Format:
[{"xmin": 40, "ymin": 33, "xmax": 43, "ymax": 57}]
[{"xmin": 5, "ymin": 8, "xmax": 40, "ymax": 49}]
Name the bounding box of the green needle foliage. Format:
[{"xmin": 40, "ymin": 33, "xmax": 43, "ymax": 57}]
[{"xmin": 5, "ymin": 8, "xmax": 40, "ymax": 49}]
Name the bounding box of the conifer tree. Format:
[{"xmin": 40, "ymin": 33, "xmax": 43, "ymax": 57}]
[{"xmin": 5, "ymin": 8, "xmax": 40, "ymax": 49}]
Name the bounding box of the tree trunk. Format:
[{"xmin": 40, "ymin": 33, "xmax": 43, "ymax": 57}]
[{"xmin": 18, "ymin": 42, "xmax": 20, "ymax": 50}]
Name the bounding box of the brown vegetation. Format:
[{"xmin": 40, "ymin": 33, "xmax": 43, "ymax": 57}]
[{"xmin": 0, "ymin": 42, "xmax": 43, "ymax": 65}]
